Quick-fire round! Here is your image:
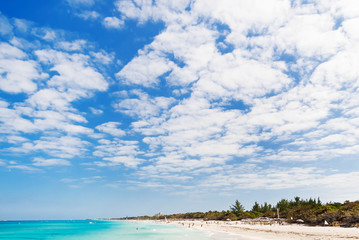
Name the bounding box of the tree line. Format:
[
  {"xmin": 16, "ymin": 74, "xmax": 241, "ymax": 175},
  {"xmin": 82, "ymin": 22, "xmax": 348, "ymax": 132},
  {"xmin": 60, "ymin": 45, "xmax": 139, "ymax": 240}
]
[{"xmin": 120, "ymin": 196, "xmax": 359, "ymax": 227}]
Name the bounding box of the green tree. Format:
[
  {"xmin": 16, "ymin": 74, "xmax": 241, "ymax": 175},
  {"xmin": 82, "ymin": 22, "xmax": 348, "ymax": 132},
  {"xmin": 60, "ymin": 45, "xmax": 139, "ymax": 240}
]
[
  {"xmin": 223, "ymin": 211, "xmax": 238, "ymax": 221},
  {"xmin": 251, "ymin": 201, "xmax": 260, "ymax": 212},
  {"xmin": 259, "ymin": 202, "xmax": 273, "ymax": 213},
  {"xmin": 317, "ymin": 198, "xmax": 322, "ymax": 206},
  {"xmin": 230, "ymin": 200, "xmax": 245, "ymax": 215},
  {"xmin": 276, "ymin": 199, "xmax": 290, "ymax": 212}
]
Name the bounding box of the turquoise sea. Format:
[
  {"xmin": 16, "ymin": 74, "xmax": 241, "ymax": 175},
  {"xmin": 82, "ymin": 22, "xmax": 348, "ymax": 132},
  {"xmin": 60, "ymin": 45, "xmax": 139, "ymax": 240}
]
[{"xmin": 0, "ymin": 220, "xmax": 219, "ymax": 240}]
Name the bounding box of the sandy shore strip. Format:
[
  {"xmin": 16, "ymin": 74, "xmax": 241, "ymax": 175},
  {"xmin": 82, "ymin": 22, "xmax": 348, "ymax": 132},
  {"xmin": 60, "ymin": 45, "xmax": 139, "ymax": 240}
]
[{"xmin": 171, "ymin": 220, "xmax": 359, "ymax": 240}]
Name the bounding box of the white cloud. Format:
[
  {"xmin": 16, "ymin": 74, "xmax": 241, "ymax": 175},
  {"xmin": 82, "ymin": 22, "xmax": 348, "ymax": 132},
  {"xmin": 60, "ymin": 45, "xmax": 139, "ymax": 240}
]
[
  {"xmin": 203, "ymin": 167, "xmax": 359, "ymax": 201},
  {"xmin": 100, "ymin": 156, "xmax": 144, "ymax": 168},
  {"xmin": 0, "ymin": 42, "xmax": 26, "ymax": 59},
  {"xmin": 151, "ymin": 24, "xmax": 218, "ymax": 85},
  {"xmin": 116, "ymin": 51, "xmax": 174, "ymax": 87},
  {"xmin": 89, "ymin": 107, "xmax": 103, "ymax": 115},
  {"xmin": 0, "ymin": 100, "xmax": 9, "ymax": 108},
  {"xmin": 0, "ymin": 159, "xmax": 6, "ymax": 166},
  {"xmin": 27, "ymin": 89, "xmax": 73, "ymax": 111},
  {"xmin": 11, "ymin": 93, "xmax": 94, "ymax": 136},
  {"xmin": 310, "ymin": 45, "xmax": 359, "ymax": 90},
  {"xmin": 67, "ymin": 0, "xmax": 94, "ymax": 7},
  {"xmin": 198, "ymin": 166, "xmax": 322, "ymax": 190},
  {"xmin": 90, "ymin": 51, "xmax": 114, "ymax": 65},
  {"xmin": 60, "ymin": 178, "xmax": 77, "ymax": 183},
  {"xmin": 95, "ymin": 122, "xmax": 126, "ymax": 137},
  {"xmin": 32, "ymin": 157, "xmax": 71, "ymax": 166},
  {"xmin": 103, "ymin": 17, "xmax": 124, "ymax": 29},
  {"xmin": 2, "ymin": 0, "xmax": 359, "ymax": 198},
  {"xmin": 10, "ymin": 136, "xmax": 91, "ymax": 158},
  {"xmin": 0, "ymin": 104, "xmax": 38, "ymax": 134},
  {"xmin": 0, "ymin": 43, "xmax": 47, "ymax": 93},
  {"xmin": 9, "ymin": 37, "xmax": 36, "ymax": 50},
  {"xmin": 43, "ymin": 30, "xmax": 57, "ymax": 41},
  {"xmin": 60, "ymin": 176, "xmax": 104, "ymax": 185},
  {"xmin": 329, "ymin": 0, "xmax": 359, "ymax": 19},
  {"xmin": 275, "ymin": 13, "xmax": 346, "ymax": 59},
  {"xmin": 103, "ymin": 0, "xmax": 359, "ymax": 196},
  {"xmin": 57, "ymin": 40, "xmax": 87, "ymax": 51},
  {"xmin": 132, "ymin": 163, "xmax": 359, "ymax": 199},
  {"xmin": 35, "ymin": 49, "xmax": 108, "ymax": 93},
  {"xmin": 93, "ymin": 139, "xmax": 144, "ymax": 168},
  {"xmin": 115, "ymin": 0, "xmax": 193, "ymax": 24},
  {"xmin": 0, "ymin": 13, "xmax": 13, "ymax": 36},
  {"xmin": 80, "ymin": 176, "xmax": 103, "ymax": 183},
  {"xmin": 13, "ymin": 18, "xmax": 33, "ymax": 33},
  {"xmin": 195, "ymin": 0, "xmax": 290, "ymax": 33},
  {"xmin": 115, "ymin": 90, "xmax": 176, "ymax": 119},
  {"xmin": 342, "ymin": 17, "xmax": 359, "ymax": 40},
  {"xmin": 76, "ymin": 10, "xmax": 100, "ymax": 20},
  {"xmin": 0, "ymin": 15, "xmax": 117, "ymax": 163},
  {"xmin": 194, "ymin": 53, "xmax": 292, "ymax": 103},
  {"xmin": 94, "ymin": 139, "xmax": 140, "ymax": 157},
  {"xmin": 8, "ymin": 165, "xmax": 40, "ymax": 172},
  {"xmin": 6, "ymin": 135, "xmax": 28, "ymax": 144}
]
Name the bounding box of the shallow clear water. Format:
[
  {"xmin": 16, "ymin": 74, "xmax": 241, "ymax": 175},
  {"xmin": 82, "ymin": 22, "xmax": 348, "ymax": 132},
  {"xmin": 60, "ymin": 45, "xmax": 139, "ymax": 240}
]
[{"xmin": 0, "ymin": 220, "xmax": 215, "ymax": 240}]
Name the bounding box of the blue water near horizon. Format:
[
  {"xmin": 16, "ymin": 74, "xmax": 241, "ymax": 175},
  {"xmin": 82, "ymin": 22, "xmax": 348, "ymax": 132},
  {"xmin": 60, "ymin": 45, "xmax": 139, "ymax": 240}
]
[{"xmin": 0, "ymin": 220, "xmax": 219, "ymax": 240}]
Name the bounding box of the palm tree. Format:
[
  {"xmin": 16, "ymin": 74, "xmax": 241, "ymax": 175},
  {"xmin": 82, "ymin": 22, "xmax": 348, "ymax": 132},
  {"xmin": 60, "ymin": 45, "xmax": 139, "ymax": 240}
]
[{"xmin": 230, "ymin": 200, "xmax": 245, "ymax": 215}]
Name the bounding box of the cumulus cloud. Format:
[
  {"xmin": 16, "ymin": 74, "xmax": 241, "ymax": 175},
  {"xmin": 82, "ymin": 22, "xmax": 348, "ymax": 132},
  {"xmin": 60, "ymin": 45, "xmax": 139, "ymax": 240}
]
[
  {"xmin": 2, "ymin": 0, "xmax": 359, "ymax": 198},
  {"xmin": 101, "ymin": 0, "xmax": 359, "ymax": 196},
  {"xmin": 103, "ymin": 17, "xmax": 124, "ymax": 29},
  {"xmin": 0, "ymin": 103, "xmax": 38, "ymax": 134},
  {"xmin": 57, "ymin": 40, "xmax": 87, "ymax": 51},
  {"xmin": 6, "ymin": 135, "xmax": 29, "ymax": 144},
  {"xmin": 0, "ymin": 13, "xmax": 117, "ymax": 169},
  {"xmin": 275, "ymin": 13, "xmax": 345, "ymax": 59},
  {"xmin": 115, "ymin": 90, "xmax": 176, "ymax": 119},
  {"xmin": 35, "ymin": 49, "xmax": 108, "ymax": 93},
  {"xmin": 90, "ymin": 50, "xmax": 114, "ymax": 65},
  {"xmin": 117, "ymin": 51, "xmax": 174, "ymax": 87},
  {"xmin": 0, "ymin": 43, "xmax": 47, "ymax": 93},
  {"xmin": 93, "ymin": 139, "xmax": 144, "ymax": 168},
  {"xmin": 9, "ymin": 136, "xmax": 90, "ymax": 159},
  {"xmin": 115, "ymin": 0, "xmax": 192, "ymax": 24},
  {"xmin": 95, "ymin": 122, "xmax": 126, "ymax": 137},
  {"xmin": 27, "ymin": 88, "xmax": 75, "ymax": 111}
]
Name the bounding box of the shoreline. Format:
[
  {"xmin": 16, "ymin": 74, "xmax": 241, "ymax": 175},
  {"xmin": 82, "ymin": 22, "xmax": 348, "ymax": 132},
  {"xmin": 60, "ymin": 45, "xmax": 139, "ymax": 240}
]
[{"xmin": 168, "ymin": 220, "xmax": 359, "ymax": 240}]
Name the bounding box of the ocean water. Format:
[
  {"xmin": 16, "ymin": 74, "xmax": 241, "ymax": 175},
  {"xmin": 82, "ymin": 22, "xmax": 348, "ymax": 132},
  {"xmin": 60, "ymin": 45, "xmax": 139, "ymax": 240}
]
[{"xmin": 0, "ymin": 220, "xmax": 217, "ymax": 240}]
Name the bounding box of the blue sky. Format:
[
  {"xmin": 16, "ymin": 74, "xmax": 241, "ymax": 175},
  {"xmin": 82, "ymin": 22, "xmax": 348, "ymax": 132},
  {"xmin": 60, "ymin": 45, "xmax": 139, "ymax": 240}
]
[{"xmin": 1, "ymin": 0, "xmax": 359, "ymax": 220}]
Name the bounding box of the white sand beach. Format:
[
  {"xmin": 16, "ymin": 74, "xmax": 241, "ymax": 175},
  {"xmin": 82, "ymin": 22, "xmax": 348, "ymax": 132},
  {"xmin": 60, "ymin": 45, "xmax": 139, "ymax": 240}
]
[{"xmin": 171, "ymin": 220, "xmax": 359, "ymax": 240}]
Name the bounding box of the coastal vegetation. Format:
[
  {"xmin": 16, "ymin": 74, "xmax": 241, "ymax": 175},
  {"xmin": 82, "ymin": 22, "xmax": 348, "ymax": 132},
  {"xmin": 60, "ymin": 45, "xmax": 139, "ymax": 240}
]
[{"xmin": 122, "ymin": 197, "xmax": 359, "ymax": 227}]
